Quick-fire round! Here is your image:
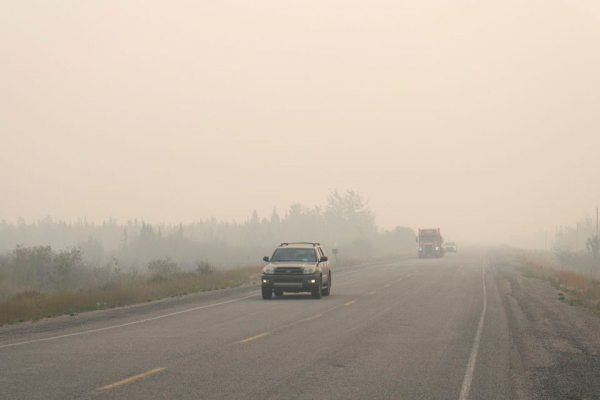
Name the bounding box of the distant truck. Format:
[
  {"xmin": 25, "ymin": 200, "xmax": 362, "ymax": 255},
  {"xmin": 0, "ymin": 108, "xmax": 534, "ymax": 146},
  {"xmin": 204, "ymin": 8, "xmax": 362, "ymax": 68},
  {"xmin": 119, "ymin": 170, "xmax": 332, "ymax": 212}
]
[{"xmin": 416, "ymin": 228, "xmax": 444, "ymax": 258}]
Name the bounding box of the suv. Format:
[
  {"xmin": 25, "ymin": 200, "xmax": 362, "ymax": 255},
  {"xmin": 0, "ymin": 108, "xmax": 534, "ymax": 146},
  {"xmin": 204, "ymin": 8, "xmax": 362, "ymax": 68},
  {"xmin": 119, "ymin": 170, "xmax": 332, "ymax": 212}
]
[
  {"xmin": 261, "ymin": 242, "xmax": 331, "ymax": 299},
  {"xmin": 444, "ymin": 242, "xmax": 457, "ymax": 253}
]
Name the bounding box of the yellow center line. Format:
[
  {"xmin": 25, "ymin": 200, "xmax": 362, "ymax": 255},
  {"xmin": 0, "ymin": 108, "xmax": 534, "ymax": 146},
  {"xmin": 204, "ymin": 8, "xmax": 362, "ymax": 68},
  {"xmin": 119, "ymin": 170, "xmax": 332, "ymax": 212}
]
[
  {"xmin": 345, "ymin": 300, "xmax": 355, "ymax": 306},
  {"xmin": 97, "ymin": 367, "xmax": 165, "ymax": 391},
  {"xmin": 305, "ymin": 313, "xmax": 323, "ymax": 321},
  {"xmin": 384, "ymin": 284, "xmax": 392, "ymax": 288},
  {"xmin": 239, "ymin": 332, "xmax": 270, "ymax": 344},
  {"xmin": 369, "ymin": 290, "xmax": 377, "ymax": 295}
]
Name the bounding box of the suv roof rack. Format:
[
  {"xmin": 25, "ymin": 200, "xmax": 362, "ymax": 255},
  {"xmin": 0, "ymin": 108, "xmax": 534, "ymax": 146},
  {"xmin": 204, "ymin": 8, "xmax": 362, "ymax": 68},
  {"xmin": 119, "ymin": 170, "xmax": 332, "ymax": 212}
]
[{"xmin": 280, "ymin": 242, "xmax": 320, "ymax": 247}]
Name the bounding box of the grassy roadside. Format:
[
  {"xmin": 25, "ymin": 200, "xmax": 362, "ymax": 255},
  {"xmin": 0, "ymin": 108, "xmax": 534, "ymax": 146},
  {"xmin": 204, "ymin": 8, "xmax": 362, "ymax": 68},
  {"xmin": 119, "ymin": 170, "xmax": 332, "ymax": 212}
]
[
  {"xmin": 0, "ymin": 252, "xmax": 414, "ymax": 327},
  {"xmin": 0, "ymin": 266, "xmax": 262, "ymax": 327},
  {"xmin": 520, "ymin": 253, "xmax": 600, "ymax": 315}
]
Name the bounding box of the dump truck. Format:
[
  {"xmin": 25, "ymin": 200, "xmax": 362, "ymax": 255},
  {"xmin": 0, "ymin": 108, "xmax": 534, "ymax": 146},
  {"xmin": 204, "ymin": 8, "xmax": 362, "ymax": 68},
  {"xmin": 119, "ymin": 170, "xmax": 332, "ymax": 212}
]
[{"xmin": 416, "ymin": 228, "xmax": 444, "ymax": 258}]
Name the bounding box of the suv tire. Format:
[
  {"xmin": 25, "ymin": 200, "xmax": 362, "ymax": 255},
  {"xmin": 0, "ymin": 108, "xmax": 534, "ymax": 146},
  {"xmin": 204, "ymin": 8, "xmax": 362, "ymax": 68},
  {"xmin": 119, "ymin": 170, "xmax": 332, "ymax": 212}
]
[
  {"xmin": 322, "ymin": 273, "xmax": 331, "ymax": 296},
  {"xmin": 311, "ymin": 278, "xmax": 322, "ymax": 299},
  {"xmin": 262, "ymin": 288, "xmax": 273, "ymax": 300}
]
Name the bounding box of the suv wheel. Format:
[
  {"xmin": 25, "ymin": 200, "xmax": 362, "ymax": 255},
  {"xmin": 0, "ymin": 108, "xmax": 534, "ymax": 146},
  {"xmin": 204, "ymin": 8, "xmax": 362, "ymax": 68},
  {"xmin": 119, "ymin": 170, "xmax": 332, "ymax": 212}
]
[
  {"xmin": 311, "ymin": 278, "xmax": 322, "ymax": 299},
  {"xmin": 322, "ymin": 273, "xmax": 331, "ymax": 296},
  {"xmin": 262, "ymin": 288, "xmax": 273, "ymax": 300}
]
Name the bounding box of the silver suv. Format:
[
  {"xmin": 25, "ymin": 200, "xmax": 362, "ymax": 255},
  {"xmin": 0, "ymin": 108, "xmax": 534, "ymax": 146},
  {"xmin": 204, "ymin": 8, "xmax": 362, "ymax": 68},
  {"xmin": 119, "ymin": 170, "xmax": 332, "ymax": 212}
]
[
  {"xmin": 261, "ymin": 242, "xmax": 332, "ymax": 299},
  {"xmin": 444, "ymin": 242, "xmax": 457, "ymax": 253}
]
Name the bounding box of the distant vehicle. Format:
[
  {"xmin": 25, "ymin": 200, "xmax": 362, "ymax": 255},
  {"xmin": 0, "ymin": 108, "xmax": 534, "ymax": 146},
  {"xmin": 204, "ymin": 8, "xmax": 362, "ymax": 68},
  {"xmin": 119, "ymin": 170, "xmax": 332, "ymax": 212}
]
[
  {"xmin": 261, "ymin": 242, "xmax": 331, "ymax": 299},
  {"xmin": 416, "ymin": 228, "xmax": 444, "ymax": 258},
  {"xmin": 444, "ymin": 242, "xmax": 457, "ymax": 253}
]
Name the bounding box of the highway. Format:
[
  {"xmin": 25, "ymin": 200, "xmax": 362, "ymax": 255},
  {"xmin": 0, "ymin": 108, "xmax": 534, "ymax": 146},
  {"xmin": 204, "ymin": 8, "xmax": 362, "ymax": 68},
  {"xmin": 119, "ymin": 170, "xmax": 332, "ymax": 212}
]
[{"xmin": 2, "ymin": 248, "xmax": 600, "ymax": 399}]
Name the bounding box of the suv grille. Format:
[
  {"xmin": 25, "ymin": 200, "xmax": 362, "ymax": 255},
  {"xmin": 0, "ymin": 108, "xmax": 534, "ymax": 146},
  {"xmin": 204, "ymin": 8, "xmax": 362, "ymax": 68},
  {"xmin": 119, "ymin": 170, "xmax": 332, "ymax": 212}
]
[{"xmin": 275, "ymin": 267, "xmax": 303, "ymax": 274}]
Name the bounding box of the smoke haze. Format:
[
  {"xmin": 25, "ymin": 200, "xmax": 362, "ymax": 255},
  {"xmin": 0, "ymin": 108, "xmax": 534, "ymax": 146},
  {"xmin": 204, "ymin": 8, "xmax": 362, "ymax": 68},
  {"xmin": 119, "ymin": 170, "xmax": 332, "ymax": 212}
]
[{"xmin": 2, "ymin": 0, "xmax": 599, "ymax": 245}]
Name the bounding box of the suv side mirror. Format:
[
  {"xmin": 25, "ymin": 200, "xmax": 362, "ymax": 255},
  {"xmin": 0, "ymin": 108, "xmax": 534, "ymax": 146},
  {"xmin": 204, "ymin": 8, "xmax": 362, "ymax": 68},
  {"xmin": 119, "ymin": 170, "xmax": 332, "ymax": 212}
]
[
  {"xmin": 319, "ymin": 256, "xmax": 328, "ymax": 262},
  {"xmin": 263, "ymin": 256, "xmax": 270, "ymax": 262}
]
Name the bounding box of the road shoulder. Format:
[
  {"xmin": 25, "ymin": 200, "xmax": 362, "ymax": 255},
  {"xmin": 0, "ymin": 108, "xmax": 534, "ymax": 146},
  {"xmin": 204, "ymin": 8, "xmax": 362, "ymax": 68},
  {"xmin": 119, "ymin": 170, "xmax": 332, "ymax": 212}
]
[
  {"xmin": 493, "ymin": 251, "xmax": 600, "ymax": 399},
  {"xmin": 0, "ymin": 282, "xmax": 259, "ymax": 346}
]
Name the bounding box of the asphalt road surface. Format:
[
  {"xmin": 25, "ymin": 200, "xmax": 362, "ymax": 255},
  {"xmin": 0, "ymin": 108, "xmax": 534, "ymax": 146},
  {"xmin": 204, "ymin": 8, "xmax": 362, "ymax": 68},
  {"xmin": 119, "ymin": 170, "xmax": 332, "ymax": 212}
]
[{"xmin": 2, "ymin": 248, "xmax": 600, "ymax": 399}]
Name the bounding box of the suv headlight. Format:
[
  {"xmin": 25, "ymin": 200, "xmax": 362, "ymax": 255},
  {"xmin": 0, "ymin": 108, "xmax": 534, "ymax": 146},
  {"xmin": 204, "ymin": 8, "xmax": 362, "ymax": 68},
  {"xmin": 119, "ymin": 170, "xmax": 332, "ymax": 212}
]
[
  {"xmin": 263, "ymin": 266, "xmax": 275, "ymax": 274},
  {"xmin": 303, "ymin": 266, "xmax": 316, "ymax": 274}
]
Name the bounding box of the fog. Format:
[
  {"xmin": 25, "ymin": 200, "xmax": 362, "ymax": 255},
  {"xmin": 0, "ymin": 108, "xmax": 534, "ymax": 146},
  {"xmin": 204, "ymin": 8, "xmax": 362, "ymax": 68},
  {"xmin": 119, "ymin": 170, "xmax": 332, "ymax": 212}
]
[{"xmin": 1, "ymin": 0, "xmax": 599, "ymax": 246}]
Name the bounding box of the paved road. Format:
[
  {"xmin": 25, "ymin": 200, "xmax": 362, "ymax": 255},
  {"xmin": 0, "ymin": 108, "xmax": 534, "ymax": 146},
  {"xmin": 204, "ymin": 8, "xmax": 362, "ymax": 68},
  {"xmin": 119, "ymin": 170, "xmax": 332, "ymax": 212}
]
[{"xmin": 2, "ymin": 248, "xmax": 600, "ymax": 399}]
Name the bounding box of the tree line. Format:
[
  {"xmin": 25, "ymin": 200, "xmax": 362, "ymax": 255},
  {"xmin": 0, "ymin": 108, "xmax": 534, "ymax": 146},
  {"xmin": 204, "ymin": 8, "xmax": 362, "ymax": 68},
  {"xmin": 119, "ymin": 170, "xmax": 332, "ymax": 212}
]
[{"xmin": 0, "ymin": 190, "xmax": 417, "ymax": 294}]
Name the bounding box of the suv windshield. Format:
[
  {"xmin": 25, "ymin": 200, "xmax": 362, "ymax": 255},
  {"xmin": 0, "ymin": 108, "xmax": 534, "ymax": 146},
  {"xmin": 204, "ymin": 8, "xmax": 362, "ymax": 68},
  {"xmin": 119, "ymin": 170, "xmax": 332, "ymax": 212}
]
[{"xmin": 271, "ymin": 248, "xmax": 317, "ymax": 262}]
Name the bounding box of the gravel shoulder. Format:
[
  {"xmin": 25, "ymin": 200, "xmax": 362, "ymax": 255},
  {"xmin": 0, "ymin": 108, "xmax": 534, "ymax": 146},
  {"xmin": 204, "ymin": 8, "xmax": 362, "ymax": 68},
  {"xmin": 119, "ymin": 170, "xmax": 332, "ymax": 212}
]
[{"xmin": 492, "ymin": 250, "xmax": 600, "ymax": 400}]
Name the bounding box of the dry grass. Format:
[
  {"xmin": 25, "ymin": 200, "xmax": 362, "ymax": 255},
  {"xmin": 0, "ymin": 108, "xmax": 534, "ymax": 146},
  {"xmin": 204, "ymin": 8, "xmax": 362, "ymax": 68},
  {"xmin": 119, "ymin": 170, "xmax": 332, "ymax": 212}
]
[
  {"xmin": 0, "ymin": 266, "xmax": 262, "ymax": 326},
  {"xmin": 521, "ymin": 253, "xmax": 600, "ymax": 313}
]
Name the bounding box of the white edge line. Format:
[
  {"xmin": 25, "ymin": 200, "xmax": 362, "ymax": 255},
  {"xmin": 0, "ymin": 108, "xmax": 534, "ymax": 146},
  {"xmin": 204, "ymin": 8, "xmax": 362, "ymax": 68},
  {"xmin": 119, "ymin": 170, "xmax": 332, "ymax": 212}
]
[
  {"xmin": 458, "ymin": 261, "xmax": 487, "ymax": 400},
  {"xmin": 0, "ymin": 293, "xmax": 258, "ymax": 349}
]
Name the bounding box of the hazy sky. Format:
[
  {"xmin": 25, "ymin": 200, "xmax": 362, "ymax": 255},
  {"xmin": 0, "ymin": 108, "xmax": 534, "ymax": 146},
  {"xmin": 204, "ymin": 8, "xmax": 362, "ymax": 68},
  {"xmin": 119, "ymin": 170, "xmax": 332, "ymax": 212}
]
[{"xmin": 1, "ymin": 0, "xmax": 599, "ymax": 244}]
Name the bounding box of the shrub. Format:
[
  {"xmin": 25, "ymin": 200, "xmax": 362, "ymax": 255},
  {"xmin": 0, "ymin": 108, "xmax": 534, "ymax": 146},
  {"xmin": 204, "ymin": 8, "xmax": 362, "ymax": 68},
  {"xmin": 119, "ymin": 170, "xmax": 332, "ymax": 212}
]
[
  {"xmin": 5, "ymin": 246, "xmax": 86, "ymax": 292},
  {"xmin": 147, "ymin": 257, "xmax": 179, "ymax": 279},
  {"xmin": 196, "ymin": 260, "xmax": 214, "ymax": 275}
]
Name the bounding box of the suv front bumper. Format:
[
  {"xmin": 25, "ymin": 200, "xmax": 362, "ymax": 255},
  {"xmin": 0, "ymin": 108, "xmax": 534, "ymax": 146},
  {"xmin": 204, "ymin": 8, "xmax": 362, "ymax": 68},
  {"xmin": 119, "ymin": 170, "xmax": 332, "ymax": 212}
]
[{"xmin": 261, "ymin": 274, "xmax": 319, "ymax": 292}]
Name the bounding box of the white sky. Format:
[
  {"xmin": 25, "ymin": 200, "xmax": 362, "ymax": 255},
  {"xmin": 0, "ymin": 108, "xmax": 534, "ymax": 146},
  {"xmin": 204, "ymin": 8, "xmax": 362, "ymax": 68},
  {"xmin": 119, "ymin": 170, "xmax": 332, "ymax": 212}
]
[{"xmin": 1, "ymin": 0, "xmax": 599, "ymax": 244}]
